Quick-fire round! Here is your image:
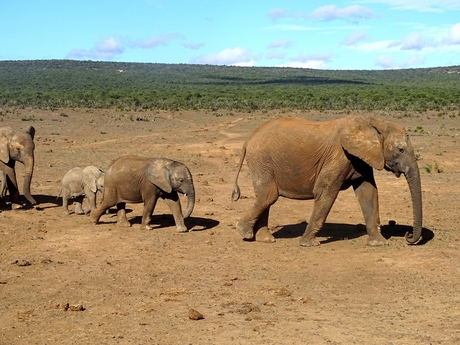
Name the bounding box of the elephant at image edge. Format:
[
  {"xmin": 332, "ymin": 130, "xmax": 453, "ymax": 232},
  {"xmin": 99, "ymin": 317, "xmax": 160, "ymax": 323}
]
[
  {"xmin": 90, "ymin": 155, "xmax": 195, "ymax": 232},
  {"xmin": 0, "ymin": 126, "xmax": 37, "ymax": 208},
  {"xmin": 59, "ymin": 165, "xmax": 104, "ymax": 215},
  {"xmin": 0, "ymin": 168, "xmax": 6, "ymax": 198},
  {"xmin": 232, "ymin": 115, "xmax": 423, "ymax": 246}
]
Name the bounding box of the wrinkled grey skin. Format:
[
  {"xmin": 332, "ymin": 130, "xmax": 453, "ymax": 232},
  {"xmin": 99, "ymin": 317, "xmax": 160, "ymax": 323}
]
[
  {"xmin": 232, "ymin": 116, "xmax": 423, "ymax": 246},
  {"xmin": 0, "ymin": 168, "xmax": 6, "ymax": 198},
  {"xmin": 0, "ymin": 126, "xmax": 36, "ymax": 208},
  {"xmin": 59, "ymin": 166, "xmax": 104, "ymax": 215},
  {"xmin": 91, "ymin": 155, "xmax": 195, "ymax": 232}
]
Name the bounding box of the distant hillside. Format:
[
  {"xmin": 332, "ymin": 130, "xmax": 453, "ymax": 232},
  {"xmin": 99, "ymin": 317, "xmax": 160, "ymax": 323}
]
[{"xmin": 1, "ymin": 60, "xmax": 459, "ymax": 111}]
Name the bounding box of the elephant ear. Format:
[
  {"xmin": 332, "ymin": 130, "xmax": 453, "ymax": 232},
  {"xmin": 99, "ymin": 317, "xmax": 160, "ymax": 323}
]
[
  {"xmin": 0, "ymin": 135, "xmax": 9, "ymax": 163},
  {"xmin": 339, "ymin": 116, "xmax": 385, "ymax": 170},
  {"xmin": 26, "ymin": 126, "xmax": 36, "ymax": 140},
  {"xmin": 82, "ymin": 166, "xmax": 99, "ymax": 193},
  {"xmin": 146, "ymin": 159, "xmax": 172, "ymax": 193}
]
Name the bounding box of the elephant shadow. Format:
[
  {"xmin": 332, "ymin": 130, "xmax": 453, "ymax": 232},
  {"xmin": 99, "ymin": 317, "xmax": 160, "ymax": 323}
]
[
  {"xmin": 273, "ymin": 221, "xmax": 366, "ymax": 244},
  {"xmin": 381, "ymin": 223, "xmax": 434, "ymax": 245},
  {"xmin": 128, "ymin": 214, "xmax": 219, "ymax": 232},
  {"xmin": 0, "ymin": 194, "xmax": 61, "ymax": 211},
  {"xmin": 273, "ymin": 221, "xmax": 434, "ymax": 245}
]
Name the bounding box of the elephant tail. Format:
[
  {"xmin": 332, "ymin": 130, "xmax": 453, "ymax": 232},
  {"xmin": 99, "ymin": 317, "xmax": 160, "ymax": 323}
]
[
  {"xmin": 231, "ymin": 143, "xmax": 247, "ymax": 202},
  {"xmin": 56, "ymin": 189, "xmax": 62, "ymax": 200}
]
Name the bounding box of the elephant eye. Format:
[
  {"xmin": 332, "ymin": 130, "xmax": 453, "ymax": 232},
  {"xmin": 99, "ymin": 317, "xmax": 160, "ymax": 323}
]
[
  {"xmin": 397, "ymin": 147, "xmax": 405, "ymax": 154},
  {"xmin": 178, "ymin": 178, "xmax": 184, "ymax": 183}
]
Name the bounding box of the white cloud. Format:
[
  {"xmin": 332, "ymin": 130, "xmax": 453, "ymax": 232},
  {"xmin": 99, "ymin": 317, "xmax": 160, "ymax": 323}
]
[
  {"xmin": 340, "ymin": 31, "xmax": 369, "ymax": 46},
  {"xmin": 268, "ymin": 8, "xmax": 306, "ymax": 22},
  {"xmin": 310, "ymin": 5, "xmax": 378, "ymax": 22},
  {"xmin": 280, "ymin": 53, "xmax": 332, "ymax": 69},
  {"xmin": 277, "ymin": 60, "xmax": 329, "ymax": 69},
  {"xmin": 190, "ymin": 47, "xmax": 254, "ymax": 66},
  {"xmin": 265, "ymin": 24, "xmax": 322, "ymax": 31},
  {"xmin": 268, "ymin": 8, "xmax": 287, "ymax": 22},
  {"xmin": 268, "ymin": 38, "xmax": 293, "ymax": 49},
  {"xmin": 447, "ymin": 23, "xmax": 460, "ymax": 44},
  {"xmin": 67, "ymin": 33, "xmax": 202, "ymax": 60},
  {"xmin": 391, "ymin": 32, "xmax": 438, "ymax": 50},
  {"xmin": 359, "ymin": 0, "xmax": 460, "ymax": 12},
  {"xmin": 67, "ymin": 36, "xmax": 125, "ymax": 60},
  {"xmin": 375, "ymin": 54, "xmax": 426, "ymax": 69},
  {"xmin": 351, "ymin": 23, "xmax": 460, "ymax": 55}
]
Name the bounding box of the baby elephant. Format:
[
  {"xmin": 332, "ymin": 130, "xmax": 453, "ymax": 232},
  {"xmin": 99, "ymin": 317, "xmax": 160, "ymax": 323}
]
[
  {"xmin": 60, "ymin": 165, "xmax": 104, "ymax": 215},
  {"xmin": 90, "ymin": 155, "xmax": 195, "ymax": 232}
]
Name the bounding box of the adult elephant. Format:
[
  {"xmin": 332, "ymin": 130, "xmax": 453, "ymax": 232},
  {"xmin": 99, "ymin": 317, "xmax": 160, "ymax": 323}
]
[
  {"xmin": 90, "ymin": 155, "xmax": 195, "ymax": 232},
  {"xmin": 232, "ymin": 116, "xmax": 423, "ymax": 246},
  {"xmin": 0, "ymin": 126, "xmax": 37, "ymax": 208}
]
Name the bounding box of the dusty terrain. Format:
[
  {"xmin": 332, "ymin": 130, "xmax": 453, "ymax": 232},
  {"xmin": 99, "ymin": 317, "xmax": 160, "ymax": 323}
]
[{"xmin": 1, "ymin": 108, "xmax": 459, "ymax": 345}]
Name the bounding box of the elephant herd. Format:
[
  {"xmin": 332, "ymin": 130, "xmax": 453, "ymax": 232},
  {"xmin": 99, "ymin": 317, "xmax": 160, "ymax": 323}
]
[{"xmin": 0, "ymin": 115, "xmax": 424, "ymax": 246}]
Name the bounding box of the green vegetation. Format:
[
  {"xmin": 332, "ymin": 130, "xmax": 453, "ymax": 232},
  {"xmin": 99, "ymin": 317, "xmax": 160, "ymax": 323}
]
[
  {"xmin": 1, "ymin": 60, "xmax": 459, "ymax": 112},
  {"xmin": 423, "ymin": 161, "xmax": 444, "ymax": 174}
]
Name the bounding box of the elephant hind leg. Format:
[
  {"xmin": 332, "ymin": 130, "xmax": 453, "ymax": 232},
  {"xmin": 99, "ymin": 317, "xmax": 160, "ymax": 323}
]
[
  {"xmin": 254, "ymin": 208, "xmax": 275, "ymax": 243},
  {"xmin": 116, "ymin": 203, "xmax": 131, "ymax": 228},
  {"xmin": 236, "ymin": 181, "xmax": 278, "ymax": 240}
]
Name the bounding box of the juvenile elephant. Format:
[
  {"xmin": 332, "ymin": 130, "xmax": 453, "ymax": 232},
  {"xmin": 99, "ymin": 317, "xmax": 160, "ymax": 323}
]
[
  {"xmin": 59, "ymin": 166, "xmax": 104, "ymax": 215},
  {"xmin": 0, "ymin": 126, "xmax": 36, "ymax": 208},
  {"xmin": 90, "ymin": 155, "xmax": 195, "ymax": 232},
  {"xmin": 232, "ymin": 116, "xmax": 423, "ymax": 246}
]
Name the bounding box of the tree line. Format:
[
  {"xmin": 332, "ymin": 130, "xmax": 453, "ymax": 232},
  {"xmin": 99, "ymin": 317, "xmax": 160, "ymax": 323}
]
[{"xmin": 1, "ymin": 60, "xmax": 459, "ymax": 112}]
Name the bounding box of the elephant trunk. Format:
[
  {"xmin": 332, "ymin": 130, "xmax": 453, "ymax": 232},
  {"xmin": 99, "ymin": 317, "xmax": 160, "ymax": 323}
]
[
  {"xmin": 22, "ymin": 156, "xmax": 37, "ymax": 205},
  {"xmin": 182, "ymin": 171, "xmax": 195, "ymax": 219},
  {"xmin": 404, "ymin": 160, "xmax": 423, "ymax": 244}
]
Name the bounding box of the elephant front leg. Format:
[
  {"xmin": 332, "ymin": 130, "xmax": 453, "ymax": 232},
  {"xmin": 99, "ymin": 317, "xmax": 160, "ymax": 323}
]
[
  {"xmin": 354, "ymin": 180, "xmax": 387, "ymax": 246},
  {"xmin": 162, "ymin": 194, "xmax": 187, "ymax": 232},
  {"xmin": 83, "ymin": 187, "xmax": 97, "ymax": 214},
  {"xmin": 139, "ymin": 197, "xmax": 158, "ymax": 230},
  {"xmin": 5, "ymin": 172, "xmax": 22, "ymax": 209},
  {"xmin": 74, "ymin": 196, "xmax": 85, "ymax": 215},
  {"xmin": 300, "ymin": 188, "xmax": 340, "ymax": 247}
]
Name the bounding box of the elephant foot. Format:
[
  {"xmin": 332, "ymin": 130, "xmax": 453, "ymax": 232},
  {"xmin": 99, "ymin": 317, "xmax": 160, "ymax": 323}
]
[
  {"xmin": 117, "ymin": 219, "xmax": 131, "ymax": 228},
  {"xmin": 299, "ymin": 235, "xmax": 321, "ymax": 247},
  {"xmin": 141, "ymin": 222, "xmax": 164, "ymax": 230},
  {"xmin": 176, "ymin": 225, "xmax": 188, "ymax": 233},
  {"xmin": 367, "ymin": 234, "xmax": 388, "ymax": 246},
  {"xmin": 236, "ymin": 220, "xmax": 254, "ymax": 240},
  {"xmin": 255, "ymin": 227, "xmax": 275, "ymax": 243},
  {"xmin": 12, "ymin": 203, "xmax": 24, "ymax": 210}
]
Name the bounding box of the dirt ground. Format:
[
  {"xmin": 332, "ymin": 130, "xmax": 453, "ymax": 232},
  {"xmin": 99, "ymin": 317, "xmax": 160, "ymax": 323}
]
[{"xmin": 1, "ymin": 107, "xmax": 459, "ymax": 345}]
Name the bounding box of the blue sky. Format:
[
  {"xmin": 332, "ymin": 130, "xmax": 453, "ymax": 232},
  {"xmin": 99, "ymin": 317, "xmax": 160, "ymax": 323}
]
[{"xmin": 1, "ymin": 0, "xmax": 460, "ymax": 70}]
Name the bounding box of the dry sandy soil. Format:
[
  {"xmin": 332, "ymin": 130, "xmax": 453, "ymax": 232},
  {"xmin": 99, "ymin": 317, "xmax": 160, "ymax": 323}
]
[{"xmin": 1, "ymin": 108, "xmax": 459, "ymax": 345}]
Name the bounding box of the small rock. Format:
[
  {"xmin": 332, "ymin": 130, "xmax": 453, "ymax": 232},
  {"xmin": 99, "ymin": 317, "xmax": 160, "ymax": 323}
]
[
  {"xmin": 69, "ymin": 304, "xmax": 85, "ymax": 311},
  {"xmin": 11, "ymin": 260, "xmax": 31, "ymax": 266},
  {"xmin": 55, "ymin": 302, "xmax": 69, "ymax": 311},
  {"xmin": 188, "ymin": 309, "xmax": 204, "ymax": 320}
]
